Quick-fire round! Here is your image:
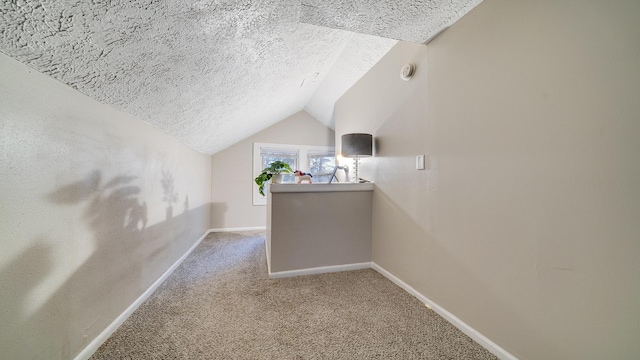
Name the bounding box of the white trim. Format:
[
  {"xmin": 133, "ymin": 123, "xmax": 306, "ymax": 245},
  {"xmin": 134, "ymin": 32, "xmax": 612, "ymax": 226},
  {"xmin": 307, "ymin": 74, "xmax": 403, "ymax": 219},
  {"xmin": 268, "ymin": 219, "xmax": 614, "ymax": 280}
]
[
  {"xmin": 74, "ymin": 229, "xmax": 213, "ymax": 360},
  {"xmin": 270, "ymin": 183, "xmax": 373, "ymax": 193},
  {"xmin": 371, "ymin": 263, "xmax": 517, "ymax": 360},
  {"xmin": 268, "ymin": 262, "xmax": 372, "ymax": 279},
  {"xmin": 209, "ymin": 226, "xmax": 266, "ymax": 232}
]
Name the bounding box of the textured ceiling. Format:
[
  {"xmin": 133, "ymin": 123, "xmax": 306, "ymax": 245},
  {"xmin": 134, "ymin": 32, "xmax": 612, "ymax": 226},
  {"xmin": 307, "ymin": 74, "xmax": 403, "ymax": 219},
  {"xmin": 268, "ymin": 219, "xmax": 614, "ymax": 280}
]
[
  {"xmin": 0, "ymin": 0, "xmax": 481, "ymax": 154},
  {"xmin": 300, "ymin": 0, "xmax": 482, "ymax": 43}
]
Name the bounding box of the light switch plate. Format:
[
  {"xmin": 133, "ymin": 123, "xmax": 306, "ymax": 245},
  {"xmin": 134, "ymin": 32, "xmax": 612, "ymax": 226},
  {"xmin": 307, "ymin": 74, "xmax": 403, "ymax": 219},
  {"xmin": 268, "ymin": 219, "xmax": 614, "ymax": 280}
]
[{"xmin": 416, "ymin": 155, "xmax": 425, "ymax": 170}]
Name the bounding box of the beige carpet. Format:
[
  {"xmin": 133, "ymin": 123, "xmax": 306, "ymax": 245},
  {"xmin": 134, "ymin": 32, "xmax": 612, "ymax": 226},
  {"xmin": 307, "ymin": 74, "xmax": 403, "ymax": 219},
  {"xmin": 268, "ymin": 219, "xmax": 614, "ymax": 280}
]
[{"xmin": 91, "ymin": 231, "xmax": 497, "ymax": 359}]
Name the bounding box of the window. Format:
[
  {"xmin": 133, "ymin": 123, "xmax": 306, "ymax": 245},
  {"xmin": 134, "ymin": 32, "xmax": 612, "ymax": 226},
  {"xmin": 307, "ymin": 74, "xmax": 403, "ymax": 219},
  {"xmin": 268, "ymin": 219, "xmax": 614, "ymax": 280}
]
[
  {"xmin": 261, "ymin": 148, "xmax": 298, "ymax": 184},
  {"xmin": 308, "ymin": 152, "xmax": 336, "ymax": 183},
  {"xmin": 253, "ymin": 142, "xmax": 335, "ymax": 205}
]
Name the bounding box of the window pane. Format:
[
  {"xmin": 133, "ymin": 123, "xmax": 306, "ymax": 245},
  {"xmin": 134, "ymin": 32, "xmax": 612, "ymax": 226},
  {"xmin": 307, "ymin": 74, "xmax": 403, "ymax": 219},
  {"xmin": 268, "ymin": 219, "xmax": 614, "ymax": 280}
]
[
  {"xmin": 308, "ymin": 155, "xmax": 335, "ymax": 183},
  {"xmin": 313, "ymin": 175, "xmax": 332, "ymax": 183},
  {"xmin": 282, "ymin": 174, "xmax": 296, "ymax": 183},
  {"xmin": 263, "ymin": 155, "xmax": 296, "ymax": 170}
]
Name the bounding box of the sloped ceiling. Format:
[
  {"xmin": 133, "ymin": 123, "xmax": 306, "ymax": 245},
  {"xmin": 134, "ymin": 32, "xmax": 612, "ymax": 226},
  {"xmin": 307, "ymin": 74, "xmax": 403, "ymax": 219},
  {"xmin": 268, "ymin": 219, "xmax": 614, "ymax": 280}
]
[{"xmin": 0, "ymin": 0, "xmax": 481, "ymax": 155}]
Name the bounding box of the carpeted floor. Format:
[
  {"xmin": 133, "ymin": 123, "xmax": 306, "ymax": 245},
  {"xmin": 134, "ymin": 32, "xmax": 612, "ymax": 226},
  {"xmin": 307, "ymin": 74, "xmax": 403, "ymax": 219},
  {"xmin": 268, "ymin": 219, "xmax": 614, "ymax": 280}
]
[{"xmin": 91, "ymin": 231, "xmax": 497, "ymax": 359}]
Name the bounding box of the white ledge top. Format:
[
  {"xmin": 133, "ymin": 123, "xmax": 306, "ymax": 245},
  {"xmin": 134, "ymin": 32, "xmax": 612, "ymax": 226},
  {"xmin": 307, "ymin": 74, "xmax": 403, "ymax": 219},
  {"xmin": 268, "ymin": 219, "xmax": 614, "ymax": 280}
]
[{"xmin": 270, "ymin": 183, "xmax": 374, "ymax": 193}]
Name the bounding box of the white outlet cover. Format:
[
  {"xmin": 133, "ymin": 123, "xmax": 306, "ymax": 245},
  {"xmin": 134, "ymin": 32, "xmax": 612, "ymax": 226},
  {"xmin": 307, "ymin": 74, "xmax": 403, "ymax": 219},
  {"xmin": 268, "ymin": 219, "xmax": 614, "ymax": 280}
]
[{"xmin": 416, "ymin": 155, "xmax": 425, "ymax": 170}]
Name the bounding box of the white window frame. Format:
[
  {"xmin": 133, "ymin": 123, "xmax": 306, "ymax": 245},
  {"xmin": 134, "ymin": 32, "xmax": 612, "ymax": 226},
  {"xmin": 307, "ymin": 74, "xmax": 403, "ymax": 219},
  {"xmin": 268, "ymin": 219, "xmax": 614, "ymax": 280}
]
[{"xmin": 253, "ymin": 142, "xmax": 334, "ymax": 206}]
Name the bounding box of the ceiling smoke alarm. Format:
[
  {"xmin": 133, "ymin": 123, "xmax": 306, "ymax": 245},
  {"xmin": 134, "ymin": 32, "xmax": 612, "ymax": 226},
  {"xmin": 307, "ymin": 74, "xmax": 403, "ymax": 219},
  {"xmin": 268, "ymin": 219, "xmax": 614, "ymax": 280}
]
[{"xmin": 400, "ymin": 63, "xmax": 416, "ymax": 81}]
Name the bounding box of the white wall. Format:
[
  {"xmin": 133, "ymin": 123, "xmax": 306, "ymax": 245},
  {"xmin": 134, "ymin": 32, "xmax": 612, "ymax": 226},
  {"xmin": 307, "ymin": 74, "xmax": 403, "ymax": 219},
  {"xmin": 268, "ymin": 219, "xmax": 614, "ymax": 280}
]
[
  {"xmin": 0, "ymin": 53, "xmax": 212, "ymax": 359},
  {"xmin": 335, "ymin": 0, "xmax": 640, "ymax": 359},
  {"xmin": 210, "ymin": 111, "xmax": 334, "ymax": 229}
]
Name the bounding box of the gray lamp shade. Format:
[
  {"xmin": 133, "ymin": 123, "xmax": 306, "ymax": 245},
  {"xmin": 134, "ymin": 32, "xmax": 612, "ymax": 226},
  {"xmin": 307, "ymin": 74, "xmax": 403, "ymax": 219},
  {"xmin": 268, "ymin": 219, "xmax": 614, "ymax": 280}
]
[{"xmin": 341, "ymin": 133, "xmax": 372, "ymax": 157}]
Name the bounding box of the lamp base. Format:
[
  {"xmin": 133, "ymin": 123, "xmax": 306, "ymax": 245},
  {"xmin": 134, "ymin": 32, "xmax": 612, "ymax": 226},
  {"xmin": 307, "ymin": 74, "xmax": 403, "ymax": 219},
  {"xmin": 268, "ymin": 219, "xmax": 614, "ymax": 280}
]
[{"xmin": 352, "ymin": 156, "xmax": 360, "ymax": 183}]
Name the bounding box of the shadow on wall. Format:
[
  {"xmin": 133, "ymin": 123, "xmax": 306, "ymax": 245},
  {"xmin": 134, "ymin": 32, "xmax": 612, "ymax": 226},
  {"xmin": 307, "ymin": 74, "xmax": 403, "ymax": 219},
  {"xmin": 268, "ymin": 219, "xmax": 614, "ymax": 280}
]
[
  {"xmin": 0, "ymin": 170, "xmax": 211, "ymax": 359},
  {"xmin": 0, "ymin": 238, "xmax": 57, "ymax": 357},
  {"xmin": 48, "ymin": 170, "xmax": 148, "ymax": 232},
  {"xmin": 161, "ymin": 170, "xmax": 179, "ymax": 219}
]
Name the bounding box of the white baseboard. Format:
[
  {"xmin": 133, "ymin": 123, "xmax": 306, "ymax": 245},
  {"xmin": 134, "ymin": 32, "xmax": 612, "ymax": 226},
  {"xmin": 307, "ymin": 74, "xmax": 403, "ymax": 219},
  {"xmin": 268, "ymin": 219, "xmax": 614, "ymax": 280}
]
[
  {"xmin": 210, "ymin": 226, "xmax": 266, "ymax": 232},
  {"xmin": 371, "ymin": 263, "xmax": 517, "ymax": 360},
  {"xmin": 269, "ymin": 262, "xmax": 372, "ymax": 279},
  {"xmin": 75, "ymin": 228, "xmax": 514, "ymax": 360},
  {"xmin": 74, "ymin": 229, "xmax": 212, "ymax": 360}
]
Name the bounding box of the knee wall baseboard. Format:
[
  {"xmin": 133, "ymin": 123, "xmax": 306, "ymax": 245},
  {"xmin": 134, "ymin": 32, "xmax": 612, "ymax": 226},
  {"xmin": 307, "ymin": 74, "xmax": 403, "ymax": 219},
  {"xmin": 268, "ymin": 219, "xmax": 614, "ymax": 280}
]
[
  {"xmin": 74, "ymin": 229, "xmax": 214, "ymax": 360},
  {"xmin": 210, "ymin": 226, "xmax": 266, "ymax": 232},
  {"xmin": 268, "ymin": 262, "xmax": 372, "ymax": 279},
  {"xmin": 371, "ymin": 263, "xmax": 517, "ymax": 360}
]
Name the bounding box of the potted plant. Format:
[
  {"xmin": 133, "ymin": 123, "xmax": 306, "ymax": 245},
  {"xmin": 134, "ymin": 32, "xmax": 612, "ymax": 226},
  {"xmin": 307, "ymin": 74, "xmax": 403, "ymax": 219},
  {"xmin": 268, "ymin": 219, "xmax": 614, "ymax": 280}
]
[{"xmin": 254, "ymin": 160, "xmax": 294, "ymax": 196}]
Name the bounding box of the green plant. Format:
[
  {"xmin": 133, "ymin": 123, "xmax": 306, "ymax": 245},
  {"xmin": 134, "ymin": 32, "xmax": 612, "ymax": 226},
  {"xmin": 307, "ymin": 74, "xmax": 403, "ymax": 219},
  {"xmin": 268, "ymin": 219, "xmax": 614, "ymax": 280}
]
[{"xmin": 254, "ymin": 160, "xmax": 294, "ymax": 196}]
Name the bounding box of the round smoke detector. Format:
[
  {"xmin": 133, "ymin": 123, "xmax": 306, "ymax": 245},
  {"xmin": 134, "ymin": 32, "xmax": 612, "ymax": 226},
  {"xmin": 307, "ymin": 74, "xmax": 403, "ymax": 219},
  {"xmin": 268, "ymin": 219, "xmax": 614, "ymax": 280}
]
[{"xmin": 400, "ymin": 63, "xmax": 416, "ymax": 81}]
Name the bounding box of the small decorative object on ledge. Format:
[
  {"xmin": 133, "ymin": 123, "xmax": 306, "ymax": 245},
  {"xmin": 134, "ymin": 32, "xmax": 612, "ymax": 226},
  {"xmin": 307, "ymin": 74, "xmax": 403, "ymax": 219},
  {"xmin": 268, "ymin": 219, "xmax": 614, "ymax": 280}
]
[
  {"xmin": 341, "ymin": 133, "xmax": 373, "ymax": 183},
  {"xmin": 254, "ymin": 160, "xmax": 293, "ymax": 196},
  {"xmin": 329, "ymin": 165, "xmax": 349, "ymax": 183},
  {"xmin": 294, "ymin": 170, "xmax": 313, "ymax": 184}
]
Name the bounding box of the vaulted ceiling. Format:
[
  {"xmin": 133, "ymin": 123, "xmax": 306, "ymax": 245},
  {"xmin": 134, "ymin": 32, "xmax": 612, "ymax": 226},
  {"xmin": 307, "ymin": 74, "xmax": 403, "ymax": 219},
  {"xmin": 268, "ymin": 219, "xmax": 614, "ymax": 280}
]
[{"xmin": 0, "ymin": 0, "xmax": 481, "ymax": 154}]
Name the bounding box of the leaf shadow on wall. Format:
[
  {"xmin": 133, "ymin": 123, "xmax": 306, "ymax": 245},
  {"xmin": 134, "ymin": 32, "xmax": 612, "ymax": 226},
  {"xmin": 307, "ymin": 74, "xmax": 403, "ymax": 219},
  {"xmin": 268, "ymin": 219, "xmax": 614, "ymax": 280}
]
[
  {"xmin": 161, "ymin": 170, "xmax": 179, "ymax": 219},
  {"xmin": 1, "ymin": 170, "xmax": 211, "ymax": 359},
  {"xmin": 48, "ymin": 170, "xmax": 147, "ymax": 233}
]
